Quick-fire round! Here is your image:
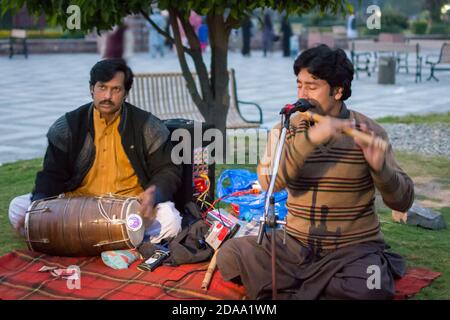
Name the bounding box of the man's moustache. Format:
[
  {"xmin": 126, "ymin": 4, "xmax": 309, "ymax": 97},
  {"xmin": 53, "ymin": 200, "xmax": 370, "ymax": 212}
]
[{"xmin": 307, "ymin": 101, "xmax": 324, "ymax": 114}]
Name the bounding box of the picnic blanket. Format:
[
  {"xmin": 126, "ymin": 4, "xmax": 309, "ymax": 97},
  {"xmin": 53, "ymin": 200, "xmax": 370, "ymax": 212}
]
[
  {"xmin": 393, "ymin": 267, "xmax": 442, "ymax": 300},
  {"xmin": 0, "ymin": 250, "xmax": 440, "ymax": 300},
  {"xmin": 0, "ymin": 250, "xmax": 245, "ymax": 300}
]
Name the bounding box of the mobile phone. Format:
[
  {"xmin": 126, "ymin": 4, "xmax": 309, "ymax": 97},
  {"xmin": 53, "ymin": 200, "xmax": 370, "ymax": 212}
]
[{"xmin": 137, "ymin": 249, "xmax": 170, "ymax": 272}]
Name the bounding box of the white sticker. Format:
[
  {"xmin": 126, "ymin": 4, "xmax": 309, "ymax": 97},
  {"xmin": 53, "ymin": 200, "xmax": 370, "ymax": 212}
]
[{"xmin": 126, "ymin": 214, "xmax": 143, "ymax": 232}]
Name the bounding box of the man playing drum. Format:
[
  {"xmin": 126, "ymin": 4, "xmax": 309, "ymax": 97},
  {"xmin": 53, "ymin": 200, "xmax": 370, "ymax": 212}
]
[
  {"xmin": 217, "ymin": 45, "xmax": 415, "ymax": 299},
  {"xmin": 9, "ymin": 59, "xmax": 182, "ymax": 246}
]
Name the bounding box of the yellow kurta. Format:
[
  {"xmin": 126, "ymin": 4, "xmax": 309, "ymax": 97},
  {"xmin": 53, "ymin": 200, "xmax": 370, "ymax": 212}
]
[{"xmin": 66, "ymin": 107, "xmax": 144, "ymax": 197}]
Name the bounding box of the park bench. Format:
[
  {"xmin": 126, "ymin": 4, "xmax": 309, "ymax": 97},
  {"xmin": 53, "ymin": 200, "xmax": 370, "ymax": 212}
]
[
  {"xmin": 350, "ymin": 40, "xmax": 422, "ymax": 82},
  {"xmin": 350, "ymin": 40, "xmax": 374, "ymax": 77},
  {"xmin": 425, "ymin": 42, "xmax": 450, "ymax": 81},
  {"xmin": 127, "ymin": 69, "xmax": 263, "ymax": 129},
  {"xmin": 9, "ymin": 29, "xmax": 28, "ymax": 59},
  {"xmin": 407, "ymin": 39, "xmax": 446, "ymax": 51}
]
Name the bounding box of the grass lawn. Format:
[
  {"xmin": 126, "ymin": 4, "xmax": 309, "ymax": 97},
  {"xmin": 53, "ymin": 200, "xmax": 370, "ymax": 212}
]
[
  {"xmin": 1, "ymin": 152, "xmax": 449, "ymax": 299},
  {"xmin": 376, "ymin": 111, "xmax": 450, "ymax": 125},
  {"xmin": 0, "ymin": 159, "xmax": 42, "ymax": 253}
]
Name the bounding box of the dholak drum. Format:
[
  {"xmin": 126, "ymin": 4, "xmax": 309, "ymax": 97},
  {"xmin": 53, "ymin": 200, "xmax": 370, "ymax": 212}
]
[{"xmin": 24, "ymin": 195, "xmax": 145, "ymax": 256}]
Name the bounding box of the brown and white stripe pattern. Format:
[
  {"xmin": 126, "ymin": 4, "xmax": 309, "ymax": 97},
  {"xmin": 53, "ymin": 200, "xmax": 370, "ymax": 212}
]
[{"xmin": 257, "ymin": 108, "xmax": 414, "ymax": 250}]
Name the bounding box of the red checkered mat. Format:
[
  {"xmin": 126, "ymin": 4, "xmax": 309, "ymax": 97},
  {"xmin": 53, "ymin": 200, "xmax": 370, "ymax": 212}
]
[
  {"xmin": 0, "ymin": 250, "xmax": 440, "ymax": 300},
  {"xmin": 0, "ymin": 250, "xmax": 246, "ymax": 300},
  {"xmin": 393, "ymin": 267, "xmax": 441, "ymax": 300}
]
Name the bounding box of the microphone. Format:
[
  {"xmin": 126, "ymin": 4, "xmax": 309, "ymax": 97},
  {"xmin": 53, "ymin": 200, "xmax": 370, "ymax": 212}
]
[{"xmin": 280, "ymin": 99, "xmax": 313, "ymax": 116}]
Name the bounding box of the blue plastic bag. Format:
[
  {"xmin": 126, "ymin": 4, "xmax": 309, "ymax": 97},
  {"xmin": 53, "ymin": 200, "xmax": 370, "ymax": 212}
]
[
  {"xmin": 217, "ymin": 169, "xmax": 258, "ymax": 198},
  {"xmin": 217, "ymin": 169, "xmax": 288, "ymax": 222},
  {"xmin": 237, "ymin": 190, "xmax": 288, "ymax": 222}
]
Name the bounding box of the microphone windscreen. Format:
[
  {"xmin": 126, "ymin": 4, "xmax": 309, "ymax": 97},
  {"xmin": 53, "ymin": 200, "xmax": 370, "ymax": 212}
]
[{"xmin": 294, "ymin": 99, "xmax": 313, "ymax": 112}]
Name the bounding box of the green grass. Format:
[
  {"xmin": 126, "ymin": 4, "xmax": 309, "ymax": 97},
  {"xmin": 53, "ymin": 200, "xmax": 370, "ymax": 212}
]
[
  {"xmin": 414, "ymin": 194, "xmax": 442, "ymax": 202},
  {"xmin": 1, "ymin": 154, "xmax": 449, "ymax": 299},
  {"xmin": 378, "ymin": 206, "xmax": 450, "ymax": 300},
  {"xmin": 0, "ymin": 159, "xmax": 42, "ymax": 253},
  {"xmin": 0, "ymin": 29, "xmax": 85, "ymax": 39},
  {"xmin": 394, "ymin": 151, "xmax": 450, "ymax": 189},
  {"xmin": 376, "ymin": 112, "xmax": 450, "ymax": 125}
]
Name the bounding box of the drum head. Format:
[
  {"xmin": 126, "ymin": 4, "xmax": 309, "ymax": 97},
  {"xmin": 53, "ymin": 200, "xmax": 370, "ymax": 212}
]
[{"xmin": 125, "ymin": 199, "xmax": 145, "ymax": 247}]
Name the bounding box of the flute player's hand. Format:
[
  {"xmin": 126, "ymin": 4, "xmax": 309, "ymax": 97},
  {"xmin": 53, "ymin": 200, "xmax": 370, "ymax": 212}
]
[
  {"xmin": 353, "ymin": 122, "xmax": 386, "ymax": 172},
  {"xmin": 307, "ymin": 116, "xmax": 353, "ymax": 146}
]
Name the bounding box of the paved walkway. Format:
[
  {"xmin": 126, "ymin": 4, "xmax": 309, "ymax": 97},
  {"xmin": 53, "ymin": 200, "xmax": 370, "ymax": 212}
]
[{"xmin": 0, "ymin": 50, "xmax": 449, "ymax": 164}]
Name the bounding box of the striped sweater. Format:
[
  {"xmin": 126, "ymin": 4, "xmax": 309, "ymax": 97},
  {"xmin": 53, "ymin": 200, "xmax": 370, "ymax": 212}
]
[{"xmin": 257, "ymin": 104, "xmax": 414, "ymax": 250}]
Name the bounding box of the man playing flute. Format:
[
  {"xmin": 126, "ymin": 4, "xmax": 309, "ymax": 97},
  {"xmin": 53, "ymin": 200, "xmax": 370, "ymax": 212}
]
[{"xmin": 217, "ymin": 44, "xmax": 414, "ymax": 300}]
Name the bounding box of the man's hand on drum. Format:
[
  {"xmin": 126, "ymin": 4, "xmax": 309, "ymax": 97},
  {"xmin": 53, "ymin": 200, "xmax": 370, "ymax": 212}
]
[
  {"xmin": 139, "ymin": 185, "xmax": 157, "ymax": 229},
  {"xmin": 16, "ymin": 216, "xmax": 25, "ymax": 236}
]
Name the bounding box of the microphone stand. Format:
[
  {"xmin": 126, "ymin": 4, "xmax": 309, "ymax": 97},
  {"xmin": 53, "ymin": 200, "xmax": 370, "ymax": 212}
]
[
  {"xmin": 256, "ymin": 109, "xmax": 293, "ymax": 300},
  {"xmin": 256, "ymin": 99, "xmax": 312, "ymax": 300}
]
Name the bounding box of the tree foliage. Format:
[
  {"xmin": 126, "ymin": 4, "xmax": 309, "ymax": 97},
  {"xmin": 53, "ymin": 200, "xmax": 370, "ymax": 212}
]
[
  {"xmin": 2, "ymin": 1, "xmax": 351, "ymax": 32},
  {"xmin": 2, "ymin": 0, "xmax": 352, "ymax": 133}
]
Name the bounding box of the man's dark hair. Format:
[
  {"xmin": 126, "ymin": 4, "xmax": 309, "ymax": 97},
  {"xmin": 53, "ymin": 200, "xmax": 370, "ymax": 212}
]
[
  {"xmin": 89, "ymin": 58, "xmax": 134, "ymax": 92},
  {"xmin": 293, "ymin": 44, "xmax": 354, "ymax": 101}
]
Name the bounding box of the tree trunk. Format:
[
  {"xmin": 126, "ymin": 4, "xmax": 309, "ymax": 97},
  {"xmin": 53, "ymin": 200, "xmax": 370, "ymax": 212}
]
[
  {"xmin": 166, "ymin": 10, "xmax": 231, "ymax": 155},
  {"xmin": 206, "ymin": 13, "xmax": 231, "ymax": 138}
]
